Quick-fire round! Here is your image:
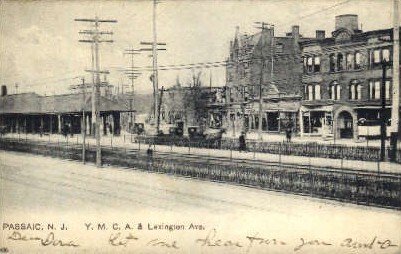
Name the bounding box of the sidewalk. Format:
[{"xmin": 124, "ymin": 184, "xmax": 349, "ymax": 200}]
[
  {"xmin": 3, "ymin": 132, "xmax": 401, "ymax": 175},
  {"xmin": 223, "ymin": 130, "xmax": 399, "ymax": 149}
]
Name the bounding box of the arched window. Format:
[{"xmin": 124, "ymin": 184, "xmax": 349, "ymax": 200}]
[
  {"xmin": 329, "ymin": 54, "xmax": 336, "ymax": 72},
  {"xmin": 329, "ymin": 81, "xmax": 341, "ymax": 100},
  {"xmin": 346, "ymin": 53, "xmax": 354, "ymax": 70},
  {"xmin": 355, "ymin": 52, "xmax": 362, "ymax": 69},
  {"xmin": 383, "ymin": 49, "xmax": 390, "ymax": 62},
  {"xmin": 337, "ymin": 53, "xmax": 344, "ymax": 71}
]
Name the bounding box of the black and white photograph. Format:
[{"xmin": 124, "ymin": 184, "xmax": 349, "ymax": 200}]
[{"xmin": 0, "ymin": 0, "xmax": 400, "ymax": 253}]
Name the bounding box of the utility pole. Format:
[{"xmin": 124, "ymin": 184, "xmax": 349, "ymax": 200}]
[
  {"xmin": 75, "ymin": 17, "xmax": 117, "ymax": 167},
  {"xmin": 391, "ymin": 0, "xmax": 400, "ymax": 161},
  {"xmin": 69, "ymin": 77, "xmax": 91, "ymax": 164},
  {"xmin": 380, "ymin": 60, "xmax": 388, "ymax": 161},
  {"xmin": 140, "ymin": 0, "xmax": 167, "ymax": 134},
  {"xmin": 124, "ymin": 47, "xmax": 142, "ymax": 129},
  {"xmin": 81, "ymin": 77, "xmax": 86, "ymax": 164},
  {"xmin": 255, "ymin": 22, "xmax": 274, "ymax": 140}
]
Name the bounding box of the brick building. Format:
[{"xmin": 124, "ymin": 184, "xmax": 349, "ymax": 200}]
[
  {"xmin": 225, "ymin": 25, "xmax": 309, "ymax": 137},
  {"xmin": 299, "ymin": 14, "xmax": 399, "ymax": 140}
]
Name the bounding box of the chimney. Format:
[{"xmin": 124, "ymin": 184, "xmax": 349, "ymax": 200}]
[
  {"xmin": 316, "ymin": 30, "xmax": 326, "ymax": 39},
  {"xmin": 335, "ymin": 14, "xmax": 358, "ymax": 32},
  {"xmin": 1, "ymin": 85, "xmax": 7, "ymax": 96},
  {"xmin": 235, "ymin": 26, "xmax": 240, "ymax": 38},
  {"xmin": 292, "ymin": 25, "xmax": 299, "ymax": 38}
]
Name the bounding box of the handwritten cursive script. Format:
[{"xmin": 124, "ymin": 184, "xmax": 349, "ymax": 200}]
[{"xmin": 8, "ymin": 231, "xmax": 79, "ymax": 247}]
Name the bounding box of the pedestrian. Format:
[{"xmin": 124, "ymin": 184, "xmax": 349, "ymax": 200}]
[
  {"xmin": 286, "ymin": 126, "xmax": 292, "ymax": 142},
  {"xmin": 239, "ymin": 131, "xmax": 246, "ymax": 152},
  {"xmin": 146, "ymin": 144, "xmax": 153, "ymax": 170}
]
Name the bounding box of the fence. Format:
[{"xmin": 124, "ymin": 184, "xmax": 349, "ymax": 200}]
[
  {"xmin": 1, "ymin": 138, "xmax": 400, "ymax": 210},
  {"xmin": 135, "ymin": 136, "xmax": 390, "ymax": 162}
]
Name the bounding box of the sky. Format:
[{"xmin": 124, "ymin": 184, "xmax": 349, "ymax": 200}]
[{"xmin": 0, "ymin": 0, "xmax": 395, "ymax": 95}]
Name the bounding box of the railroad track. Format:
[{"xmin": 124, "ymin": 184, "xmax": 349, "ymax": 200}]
[{"xmin": 1, "ymin": 137, "xmax": 401, "ymax": 179}]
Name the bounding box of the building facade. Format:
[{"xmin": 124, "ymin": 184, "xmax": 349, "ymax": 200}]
[
  {"xmin": 300, "ymin": 14, "xmax": 399, "ymax": 140},
  {"xmin": 159, "ymin": 85, "xmax": 226, "ymax": 135},
  {"xmin": 0, "ymin": 89, "xmax": 131, "ymax": 136},
  {"xmin": 225, "ymin": 25, "xmax": 308, "ymax": 137}
]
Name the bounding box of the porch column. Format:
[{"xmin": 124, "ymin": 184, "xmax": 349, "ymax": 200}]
[
  {"xmin": 49, "ymin": 115, "xmax": 53, "ymax": 134},
  {"xmin": 299, "ymin": 109, "xmax": 304, "ymax": 137},
  {"xmin": 16, "ymin": 115, "xmax": 20, "ymax": 133},
  {"xmin": 31, "ymin": 117, "xmax": 35, "ymax": 133},
  {"xmin": 278, "ymin": 110, "xmax": 281, "ymax": 133},
  {"xmin": 24, "ymin": 117, "xmax": 27, "ymax": 133},
  {"xmin": 58, "ymin": 115, "xmax": 62, "ymax": 133},
  {"xmin": 86, "ymin": 115, "xmax": 90, "ymax": 135}
]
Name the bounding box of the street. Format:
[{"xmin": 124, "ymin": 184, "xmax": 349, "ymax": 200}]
[{"xmin": 1, "ymin": 151, "xmax": 401, "ymax": 254}]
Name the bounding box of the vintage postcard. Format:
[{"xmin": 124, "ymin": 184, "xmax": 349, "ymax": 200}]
[{"xmin": 1, "ymin": 0, "xmax": 401, "ymax": 253}]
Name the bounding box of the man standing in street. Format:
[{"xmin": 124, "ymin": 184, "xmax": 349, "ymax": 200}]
[{"xmin": 239, "ymin": 131, "xmax": 246, "ymax": 152}]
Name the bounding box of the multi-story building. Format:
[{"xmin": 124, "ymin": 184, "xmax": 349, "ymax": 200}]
[
  {"xmin": 299, "ymin": 14, "xmax": 399, "ymax": 140},
  {"xmin": 159, "ymin": 84, "xmax": 226, "ymax": 134},
  {"xmin": 225, "ymin": 25, "xmax": 309, "ymax": 137}
]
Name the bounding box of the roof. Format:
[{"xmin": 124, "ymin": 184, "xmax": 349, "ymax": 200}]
[
  {"xmin": 0, "ymin": 92, "xmax": 132, "ymax": 114},
  {"xmin": 300, "ymin": 27, "xmax": 397, "ymax": 47}
]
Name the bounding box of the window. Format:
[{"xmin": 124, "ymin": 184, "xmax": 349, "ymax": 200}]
[
  {"xmin": 329, "ymin": 82, "xmax": 341, "ymax": 100},
  {"xmin": 371, "ymin": 48, "xmax": 391, "ymax": 68},
  {"xmin": 385, "ymin": 80, "xmax": 391, "ymax": 100},
  {"xmin": 276, "ymin": 43, "xmax": 283, "ymax": 53},
  {"xmin": 307, "ymin": 85, "xmax": 313, "ymax": 101},
  {"xmin": 337, "ymin": 84, "xmax": 341, "ymax": 100},
  {"xmin": 337, "ymin": 53, "xmax": 344, "ymax": 71},
  {"xmin": 314, "ymin": 57, "xmax": 321, "ymax": 72},
  {"xmin": 329, "ymin": 54, "xmax": 336, "ymax": 72},
  {"xmin": 370, "ymin": 80, "xmax": 391, "ymax": 100},
  {"xmin": 349, "ymin": 81, "xmax": 362, "ymax": 100},
  {"xmin": 315, "ymin": 84, "xmax": 321, "ymax": 100},
  {"xmin": 369, "ymin": 81, "xmax": 381, "ymax": 100},
  {"xmin": 346, "ymin": 53, "xmax": 354, "ymax": 70},
  {"xmin": 355, "ymin": 52, "xmax": 362, "ymax": 69},
  {"xmin": 357, "ymin": 84, "xmax": 362, "ymax": 100},
  {"xmin": 383, "ymin": 49, "xmax": 390, "ymax": 62},
  {"xmin": 373, "ymin": 50, "xmax": 381, "ymax": 64},
  {"xmin": 304, "ymin": 56, "xmax": 320, "ymax": 73},
  {"xmin": 305, "ymin": 84, "xmax": 321, "ymax": 101},
  {"xmin": 307, "ymin": 57, "xmax": 313, "ymax": 72}
]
